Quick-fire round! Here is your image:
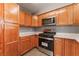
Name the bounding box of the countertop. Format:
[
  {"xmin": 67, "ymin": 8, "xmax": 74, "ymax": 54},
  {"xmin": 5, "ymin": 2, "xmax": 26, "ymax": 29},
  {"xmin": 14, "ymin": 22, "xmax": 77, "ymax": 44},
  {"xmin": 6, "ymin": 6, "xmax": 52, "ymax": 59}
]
[
  {"xmin": 54, "ymin": 33, "xmax": 79, "ymax": 42},
  {"xmin": 19, "ymin": 32, "xmax": 42, "ymax": 37},
  {"xmin": 20, "ymin": 32, "xmax": 79, "ymax": 42}
]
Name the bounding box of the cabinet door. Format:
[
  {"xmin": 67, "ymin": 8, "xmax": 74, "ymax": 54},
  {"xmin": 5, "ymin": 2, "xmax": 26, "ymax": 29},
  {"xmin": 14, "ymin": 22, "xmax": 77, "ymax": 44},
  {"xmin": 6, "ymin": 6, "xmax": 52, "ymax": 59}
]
[
  {"xmin": 4, "ymin": 3, "xmax": 19, "ymax": 24},
  {"xmin": 0, "ymin": 4, "xmax": 4, "ymax": 56},
  {"xmin": 4, "ymin": 42, "xmax": 18, "ymax": 56},
  {"xmin": 19, "ymin": 11, "xmax": 25, "ymax": 25},
  {"xmin": 0, "ymin": 23, "xmax": 3, "ymax": 56},
  {"xmin": 19, "ymin": 36, "xmax": 30, "ymax": 55},
  {"xmin": 73, "ymin": 4, "xmax": 79, "ymax": 25},
  {"xmin": 57, "ymin": 8, "xmax": 68, "ymax": 25},
  {"xmin": 0, "ymin": 4, "xmax": 4, "ymax": 21},
  {"xmin": 4, "ymin": 23, "xmax": 19, "ymax": 44},
  {"xmin": 32, "ymin": 16, "xmax": 38, "ymax": 27},
  {"xmin": 54, "ymin": 38, "xmax": 65, "ymax": 56},
  {"xmin": 25, "ymin": 13, "xmax": 32, "ymax": 26},
  {"xmin": 34, "ymin": 35, "xmax": 39, "ymax": 47},
  {"xmin": 64, "ymin": 39, "xmax": 76, "ymax": 56},
  {"xmin": 30, "ymin": 36, "xmax": 35, "ymax": 48},
  {"xmin": 4, "ymin": 23, "xmax": 19, "ymax": 56},
  {"xmin": 38, "ymin": 16, "xmax": 42, "ymax": 27},
  {"xmin": 66, "ymin": 4, "xmax": 74, "ymax": 25},
  {"xmin": 75, "ymin": 41, "xmax": 79, "ymax": 56},
  {"xmin": 20, "ymin": 38, "xmax": 27, "ymax": 55}
]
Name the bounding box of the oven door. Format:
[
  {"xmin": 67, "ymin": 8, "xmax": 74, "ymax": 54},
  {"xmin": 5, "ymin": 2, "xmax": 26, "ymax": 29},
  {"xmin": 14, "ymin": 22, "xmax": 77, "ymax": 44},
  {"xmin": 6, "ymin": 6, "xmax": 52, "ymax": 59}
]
[{"xmin": 39, "ymin": 37, "xmax": 53, "ymax": 51}]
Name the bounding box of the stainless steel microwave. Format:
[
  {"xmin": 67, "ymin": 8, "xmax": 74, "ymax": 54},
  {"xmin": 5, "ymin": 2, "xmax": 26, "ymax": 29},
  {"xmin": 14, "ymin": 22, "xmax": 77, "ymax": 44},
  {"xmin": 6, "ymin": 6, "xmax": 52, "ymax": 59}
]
[{"xmin": 42, "ymin": 17, "xmax": 56, "ymax": 26}]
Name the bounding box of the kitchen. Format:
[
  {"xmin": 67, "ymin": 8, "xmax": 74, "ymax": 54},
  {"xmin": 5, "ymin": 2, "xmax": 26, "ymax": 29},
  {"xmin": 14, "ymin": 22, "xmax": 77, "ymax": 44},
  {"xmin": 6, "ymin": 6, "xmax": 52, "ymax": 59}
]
[{"xmin": 0, "ymin": 3, "xmax": 79, "ymax": 56}]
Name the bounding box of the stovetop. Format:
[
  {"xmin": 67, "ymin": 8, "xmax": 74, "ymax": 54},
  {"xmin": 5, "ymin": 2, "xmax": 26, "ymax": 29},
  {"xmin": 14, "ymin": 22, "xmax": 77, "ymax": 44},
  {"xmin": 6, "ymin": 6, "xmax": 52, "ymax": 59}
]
[{"xmin": 39, "ymin": 32, "xmax": 56, "ymax": 38}]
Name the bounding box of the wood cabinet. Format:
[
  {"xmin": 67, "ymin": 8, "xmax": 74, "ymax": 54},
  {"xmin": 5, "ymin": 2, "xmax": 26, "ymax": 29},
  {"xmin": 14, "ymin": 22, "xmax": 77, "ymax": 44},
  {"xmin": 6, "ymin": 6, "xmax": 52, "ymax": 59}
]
[
  {"xmin": 30, "ymin": 35, "xmax": 39, "ymax": 48},
  {"xmin": 0, "ymin": 4, "xmax": 4, "ymax": 21},
  {"xmin": 37, "ymin": 16, "xmax": 42, "ymax": 27},
  {"xmin": 4, "ymin": 23, "xmax": 19, "ymax": 44},
  {"xmin": 0, "ymin": 4, "xmax": 4, "ymax": 56},
  {"xmin": 54, "ymin": 37, "xmax": 78, "ymax": 56},
  {"xmin": 32, "ymin": 16, "xmax": 38, "ymax": 27},
  {"xmin": 34, "ymin": 35, "xmax": 39, "ymax": 47},
  {"xmin": 25, "ymin": 13, "xmax": 32, "ymax": 26},
  {"xmin": 4, "ymin": 23, "xmax": 19, "ymax": 56},
  {"xmin": 73, "ymin": 4, "xmax": 79, "ymax": 25},
  {"xmin": 32, "ymin": 16, "xmax": 42, "ymax": 27},
  {"xmin": 19, "ymin": 11, "xmax": 33, "ymax": 27},
  {"xmin": 66, "ymin": 4, "xmax": 74, "ymax": 25},
  {"xmin": 56, "ymin": 4, "xmax": 75, "ymax": 25},
  {"xmin": 75, "ymin": 40, "xmax": 79, "ymax": 56},
  {"xmin": 0, "ymin": 23, "xmax": 4, "ymax": 55},
  {"xmin": 30, "ymin": 35, "xmax": 35, "ymax": 49},
  {"xmin": 18, "ymin": 36, "xmax": 30, "ymax": 55},
  {"xmin": 19, "ymin": 11, "xmax": 25, "ymax": 25},
  {"xmin": 56, "ymin": 8, "xmax": 70, "ymax": 25},
  {"xmin": 18, "ymin": 35, "xmax": 39, "ymax": 55},
  {"xmin": 4, "ymin": 3, "xmax": 19, "ymax": 24},
  {"xmin": 64, "ymin": 39, "xmax": 76, "ymax": 56},
  {"xmin": 4, "ymin": 42, "xmax": 18, "ymax": 56},
  {"xmin": 54, "ymin": 37, "xmax": 65, "ymax": 56},
  {"xmin": 38, "ymin": 4, "xmax": 79, "ymax": 25}
]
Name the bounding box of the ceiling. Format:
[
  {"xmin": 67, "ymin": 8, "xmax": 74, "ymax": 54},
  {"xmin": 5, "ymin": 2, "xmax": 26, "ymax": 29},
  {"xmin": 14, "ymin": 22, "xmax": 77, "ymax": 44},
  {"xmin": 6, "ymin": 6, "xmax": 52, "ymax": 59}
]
[{"xmin": 18, "ymin": 3, "xmax": 72, "ymax": 15}]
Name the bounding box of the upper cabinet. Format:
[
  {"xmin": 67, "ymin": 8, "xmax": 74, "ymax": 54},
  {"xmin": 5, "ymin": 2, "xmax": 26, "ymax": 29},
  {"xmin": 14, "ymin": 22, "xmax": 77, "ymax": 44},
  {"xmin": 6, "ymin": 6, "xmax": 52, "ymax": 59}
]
[
  {"xmin": 19, "ymin": 3, "xmax": 79, "ymax": 26},
  {"xmin": 66, "ymin": 4, "xmax": 74, "ymax": 25},
  {"xmin": 73, "ymin": 4, "xmax": 79, "ymax": 25},
  {"xmin": 32, "ymin": 15, "xmax": 42, "ymax": 27},
  {"xmin": 0, "ymin": 4, "xmax": 4, "ymax": 21},
  {"xmin": 32, "ymin": 16, "xmax": 38, "ymax": 27},
  {"xmin": 4, "ymin": 3, "xmax": 19, "ymax": 24},
  {"xmin": 25, "ymin": 13, "xmax": 32, "ymax": 26},
  {"xmin": 19, "ymin": 11, "xmax": 32, "ymax": 27},
  {"xmin": 56, "ymin": 8, "xmax": 70, "ymax": 25},
  {"xmin": 56, "ymin": 4, "xmax": 74, "ymax": 25},
  {"xmin": 19, "ymin": 11, "xmax": 25, "ymax": 25},
  {"xmin": 38, "ymin": 4, "xmax": 79, "ymax": 26}
]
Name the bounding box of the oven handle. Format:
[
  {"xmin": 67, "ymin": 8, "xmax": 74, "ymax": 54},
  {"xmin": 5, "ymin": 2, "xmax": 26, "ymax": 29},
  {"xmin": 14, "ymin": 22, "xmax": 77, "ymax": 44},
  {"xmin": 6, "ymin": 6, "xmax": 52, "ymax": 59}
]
[{"xmin": 39, "ymin": 37, "xmax": 53, "ymax": 40}]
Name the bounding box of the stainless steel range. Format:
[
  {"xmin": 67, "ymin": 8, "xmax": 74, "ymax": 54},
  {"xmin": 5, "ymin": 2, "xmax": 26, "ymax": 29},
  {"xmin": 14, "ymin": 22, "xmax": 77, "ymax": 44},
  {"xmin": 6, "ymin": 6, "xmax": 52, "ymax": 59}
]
[{"xmin": 38, "ymin": 32, "xmax": 56, "ymax": 56}]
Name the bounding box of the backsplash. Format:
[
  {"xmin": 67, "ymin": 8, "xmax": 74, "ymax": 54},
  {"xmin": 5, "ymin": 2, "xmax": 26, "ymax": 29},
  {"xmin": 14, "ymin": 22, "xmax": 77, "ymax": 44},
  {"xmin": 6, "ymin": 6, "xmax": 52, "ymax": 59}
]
[
  {"xmin": 19, "ymin": 27, "xmax": 35, "ymax": 34},
  {"xmin": 34, "ymin": 26, "xmax": 56, "ymax": 32},
  {"xmin": 19, "ymin": 25, "xmax": 79, "ymax": 36},
  {"xmin": 56, "ymin": 26, "xmax": 79, "ymax": 33},
  {"xmin": 34, "ymin": 25, "xmax": 79, "ymax": 33}
]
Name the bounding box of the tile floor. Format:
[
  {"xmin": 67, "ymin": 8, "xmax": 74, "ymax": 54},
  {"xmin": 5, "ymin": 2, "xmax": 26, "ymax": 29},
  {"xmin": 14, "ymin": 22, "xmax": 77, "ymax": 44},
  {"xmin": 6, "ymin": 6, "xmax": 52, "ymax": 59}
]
[{"xmin": 23, "ymin": 48, "xmax": 48, "ymax": 56}]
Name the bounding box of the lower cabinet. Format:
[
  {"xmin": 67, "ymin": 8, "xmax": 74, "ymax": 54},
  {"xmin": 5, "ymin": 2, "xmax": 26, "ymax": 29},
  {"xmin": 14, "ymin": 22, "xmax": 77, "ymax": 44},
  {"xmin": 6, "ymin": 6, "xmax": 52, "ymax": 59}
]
[
  {"xmin": 4, "ymin": 42, "xmax": 18, "ymax": 56},
  {"xmin": 18, "ymin": 35, "xmax": 39, "ymax": 55},
  {"xmin": 0, "ymin": 50, "xmax": 3, "ymax": 56},
  {"xmin": 30, "ymin": 36, "xmax": 35, "ymax": 49},
  {"xmin": 4, "ymin": 23, "xmax": 19, "ymax": 56},
  {"xmin": 19, "ymin": 36, "xmax": 30, "ymax": 55},
  {"xmin": 0, "ymin": 48, "xmax": 3, "ymax": 56},
  {"xmin": 64, "ymin": 39, "xmax": 76, "ymax": 56},
  {"xmin": 30, "ymin": 35, "xmax": 39, "ymax": 48},
  {"xmin": 34, "ymin": 35, "xmax": 39, "ymax": 47},
  {"xmin": 54, "ymin": 37, "xmax": 79, "ymax": 56},
  {"xmin": 75, "ymin": 40, "xmax": 79, "ymax": 56},
  {"xmin": 54, "ymin": 38, "xmax": 65, "ymax": 56}
]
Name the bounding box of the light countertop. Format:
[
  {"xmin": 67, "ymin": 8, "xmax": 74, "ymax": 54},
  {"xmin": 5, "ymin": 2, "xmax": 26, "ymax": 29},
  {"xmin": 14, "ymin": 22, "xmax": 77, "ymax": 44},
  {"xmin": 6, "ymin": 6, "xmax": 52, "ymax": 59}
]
[
  {"xmin": 54, "ymin": 33, "xmax": 79, "ymax": 42},
  {"xmin": 19, "ymin": 32, "xmax": 42, "ymax": 37}
]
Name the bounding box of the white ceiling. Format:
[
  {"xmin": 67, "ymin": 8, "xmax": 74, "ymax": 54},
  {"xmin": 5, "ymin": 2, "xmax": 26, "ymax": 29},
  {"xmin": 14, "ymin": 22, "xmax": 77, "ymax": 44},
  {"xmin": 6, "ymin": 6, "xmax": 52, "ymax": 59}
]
[{"xmin": 18, "ymin": 3, "xmax": 72, "ymax": 15}]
